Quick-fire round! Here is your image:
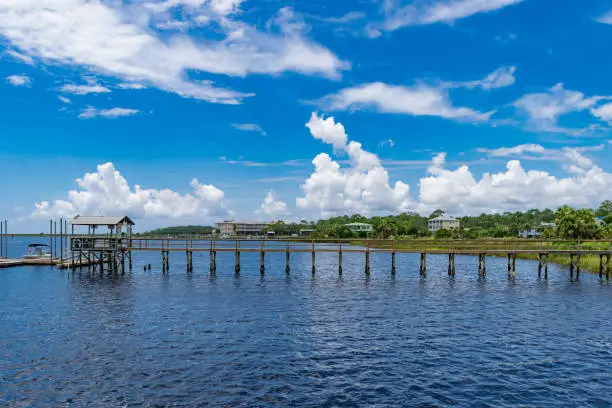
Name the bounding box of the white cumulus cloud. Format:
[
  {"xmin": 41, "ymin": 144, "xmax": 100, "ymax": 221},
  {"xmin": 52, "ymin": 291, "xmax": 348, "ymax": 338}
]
[
  {"xmin": 32, "ymin": 162, "xmax": 227, "ymax": 220},
  {"xmin": 418, "ymin": 151, "xmax": 612, "ymax": 215},
  {"xmin": 258, "ymin": 191, "xmax": 290, "ymax": 217},
  {"xmin": 297, "ymin": 113, "xmax": 412, "ymax": 215},
  {"xmin": 60, "ymin": 83, "xmax": 112, "ymax": 95}
]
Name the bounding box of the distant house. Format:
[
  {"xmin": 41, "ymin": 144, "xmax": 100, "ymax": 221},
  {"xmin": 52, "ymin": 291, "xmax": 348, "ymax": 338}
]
[
  {"xmin": 519, "ymin": 229, "xmax": 542, "ymax": 238},
  {"xmin": 299, "ymin": 229, "xmax": 315, "ymax": 237},
  {"xmin": 216, "ymin": 220, "xmax": 270, "ymax": 238},
  {"xmin": 428, "ymin": 214, "xmax": 460, "ymax": 233},
  {"xmin": 345, "ymin": 223, "xmax": 373, "ymax": 233},
  {"xmin": 541, "ymin": 222, "xmax": 557, "ymax": 229}
]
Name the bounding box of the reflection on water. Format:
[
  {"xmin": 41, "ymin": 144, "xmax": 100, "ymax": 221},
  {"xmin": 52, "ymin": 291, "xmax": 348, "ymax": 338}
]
[{"xmin": 1, "ymin": 243, "xmax": 611, "ymax": 407}]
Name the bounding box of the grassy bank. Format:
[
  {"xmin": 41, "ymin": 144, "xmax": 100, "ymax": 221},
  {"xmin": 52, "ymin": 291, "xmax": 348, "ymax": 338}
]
[{"xmin": 355, "ymin": 239, "xmax": 611, "ymax": 274}]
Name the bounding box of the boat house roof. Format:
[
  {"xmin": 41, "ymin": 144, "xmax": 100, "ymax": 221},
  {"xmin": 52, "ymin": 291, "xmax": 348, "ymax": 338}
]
[{"xmin": 71, "ymin": 215, "xmax": 135, "ymax": 226}]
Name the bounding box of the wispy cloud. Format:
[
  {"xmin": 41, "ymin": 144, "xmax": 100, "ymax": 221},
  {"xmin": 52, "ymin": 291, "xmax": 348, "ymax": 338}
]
[
  {"xmin": 231, "ymin": 123, "xmax": 267, "ymax": 136},
  {"xmin": 367, "ymin": 0, "xmax": 525, "ymax": 37},
  {"xmin": 318, "ymin": 82, "xmax": 492, "ymax": 122},
  {"xmin": 5, "ymin": 50, "xmax": 34, "ymax": 65},
  {"xmin": 58, "ymin": 96, "xmax": 72, "ymax": 104},
  {"xmin": 255, "ymin": 176, "xmax": 304, "ymax": 183},
  {"xmin": 446, "ymin": 66, "xmax": 517, "ymax": 90},
  {"xmin": 61, "ymin": 83, "xmax": 111, "ymax": 95},
  {"xmin": 596, "ymin": 10, "xmax": 612, "ymax": 25},
  {"xmin": 78, "ymin": 107, "xmax": 140, "ymax": 119},
  {"xmin": 118, "ymin": 83, "xmax": 146, "ymax": 90},
  {"xmin": 5, "ymin": 74, "xmax": 32, "ymax": 87}
]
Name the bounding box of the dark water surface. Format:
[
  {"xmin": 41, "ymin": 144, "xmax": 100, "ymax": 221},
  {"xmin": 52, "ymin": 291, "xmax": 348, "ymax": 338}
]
[{"xmin": 1, "ymin": 239, "xmax": 611, "ymax": 407}]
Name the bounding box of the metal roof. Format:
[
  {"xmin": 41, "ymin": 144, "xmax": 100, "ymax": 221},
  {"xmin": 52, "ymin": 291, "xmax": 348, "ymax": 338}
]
[
  {"xmin": 429, "ymin": 215, "xmax": 457, "ymax": 222},
  {"xmin": 71, "ymin": 215, "xmax": 135, "ymax": 226}
]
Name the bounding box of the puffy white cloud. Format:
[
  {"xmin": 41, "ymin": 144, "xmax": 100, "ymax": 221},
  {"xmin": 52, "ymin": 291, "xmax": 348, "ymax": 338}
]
[
  {"xmin": 0, "ymin": 0, "xmax": 347, "ymax": 104},
  {"xmin": 60, "ymin": 83, "xmax": 111, "ymax": 95},
  {"xmin": 513, "ymin": 83, "xmax": 606, "ymax": 134},
  {"xmin": 319, "ymin": 82, "xmax": 491, "ymax": 122},
  {"xmin": 297, "ymin": 113, "xmax": 412, "ymax": 215},
  {"xmin": 305, "ymin": 112, "xmax": 349, "ymax": 150},
  {"xmin": 367, "ymin": 0, "xmax": 524, "ymax": 37},
  {"xmin": 5, "ymin": 74, "xmax": 32, "ymax": 86},
  {"xmin": 32, "ymin": 162, "xmax": 227, "ymax": 220},
  {"xmin": 418, "ymin": 150, "xmax": 612, "ymax": 215},
  {"xmin": 258, "ymin": 191, "xmax": 290, "ymax": 217},
  {"xmin": 78, "ymin": 107, "xmax": 140, "ymax": 119},
  {"xmin": 232, "ymin": 123, "xmax": 267, "ymax": 136}
]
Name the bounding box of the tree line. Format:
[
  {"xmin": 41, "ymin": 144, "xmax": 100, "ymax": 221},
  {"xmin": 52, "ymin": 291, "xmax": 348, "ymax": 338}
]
[{"xmin": 266, "ymin": 201, "xmax": 612, "ymax": 240}]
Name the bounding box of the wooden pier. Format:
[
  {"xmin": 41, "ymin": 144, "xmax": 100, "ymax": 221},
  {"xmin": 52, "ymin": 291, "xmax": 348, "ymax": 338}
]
[{"xmin": 2, "ymin": 230, "xmax": 612, "ymax": 279}]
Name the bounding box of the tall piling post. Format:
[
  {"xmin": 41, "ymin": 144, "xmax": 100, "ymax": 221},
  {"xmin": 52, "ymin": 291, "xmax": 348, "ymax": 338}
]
[
  {"xmin": 260, "ymin": 241, "xmax": 265, "ymax": 275},
  {"xmin": 569, "ymin": 253, "xmax": 575, "ymax": 280},
  {"xmin": 365, "ymin": 248, "xmax": 371, "ymax": 275},
  {"xmin": 420, "ymin": 253, "xmax": 427, "ymax": 277},
  {"xmin": 448, "ymin": 253, "xmax": 456, "ymax": 277},
  {"xmin": 391, "ymin": 242, "xmax": 396, "ymax": 275},
  {"xmin": 235, "ymin": 241, "xmax": 241, "ymax": 274},
  {"xmin": 338, "ymin": 241, "xmax": 343, "ymax": 275},
  {"xmin": 285, "ymin": 242, "xmax": 290, "ymax": 274},
  {"xmin": 538, "ymin": 254, "xmax": 543, "ymax": 278},
  {"xmin": 0, "ymin": 220, "xmax": 3, "ymax": 259},
  {"xmin": 311, "ymin": 241, "xmax": 316, "ymax": 275},
  {"xmin": 478, "ymin": 254, "xmax": 487, "ymax": 277}
]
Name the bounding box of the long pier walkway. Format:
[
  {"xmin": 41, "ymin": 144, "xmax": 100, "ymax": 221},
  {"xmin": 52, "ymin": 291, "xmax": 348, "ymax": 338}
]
[{"xmin": 2, "ymin": 236, "xmax": 611, "ymax": 279}]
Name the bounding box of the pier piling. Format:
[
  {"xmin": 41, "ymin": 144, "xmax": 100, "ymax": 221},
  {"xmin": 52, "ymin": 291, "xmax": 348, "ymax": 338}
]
[
  {"xmin": 311, "ymin": 241, "xmax": 316, "ymax": 275},
  {"xmin": 478, "ymin": 254, "xmax": 486, "ymax": 277},
  {"xmin": 391, "ymin": 251, "xmax": 396, "ymax": 275},
  {"xmin": 235, "ymin": 241, "xmax": 241, "ymax": 274},
  {"xmin": 448, "ymin": 253, "xmax": 456, "ymax": 276},
  {"xmin": 420, "ymin": 253, "xmax": 427, "ymax": 277},
  {"xmin": 338, "ymin": 242, "xmax": 343, "ymax": 275},
  {"xmin": 365, "ymin": 249, "xmax": 371, "ymax": 275}
]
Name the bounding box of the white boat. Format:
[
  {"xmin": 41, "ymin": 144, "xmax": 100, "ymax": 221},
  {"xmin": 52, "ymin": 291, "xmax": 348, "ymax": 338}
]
[{"xmin": 23, "ymin": 244, "xmax": 51, "ymax": 260}]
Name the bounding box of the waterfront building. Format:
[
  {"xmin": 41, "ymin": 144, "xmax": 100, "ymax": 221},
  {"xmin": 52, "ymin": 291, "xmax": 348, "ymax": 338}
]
[
  {"xmin": 216, "ymin": 220, "xmax": 270, "ymax": 237},
  {"xmin": 428, "ymin": 215, "xmax": 460, "ymax": 232},
  {"xmin": 518, "ymin": 228, "xmax": 542, "ymax": 238},
  {"xmin": 345, "ymin": 223, "xmax": 374, "ymax": 233}
]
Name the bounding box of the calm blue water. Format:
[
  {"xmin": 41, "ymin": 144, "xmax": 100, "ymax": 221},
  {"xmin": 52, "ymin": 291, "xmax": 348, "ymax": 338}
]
[{"xmin": 1, "ymin": 238, "xmax": 611, "ymax": 407}]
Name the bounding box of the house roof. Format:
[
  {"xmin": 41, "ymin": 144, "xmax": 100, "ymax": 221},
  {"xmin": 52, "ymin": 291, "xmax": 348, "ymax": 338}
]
[
  {"xmin": 429, "ymin": 215, "xmax": 457, "ymax": 222},
  {"xmin": 71, "ymin": 215, "xmax": 135, "ymax": 226},
  {"xmin": 345, "ymin": 222, "xmax": 373, "ymax": 227}
]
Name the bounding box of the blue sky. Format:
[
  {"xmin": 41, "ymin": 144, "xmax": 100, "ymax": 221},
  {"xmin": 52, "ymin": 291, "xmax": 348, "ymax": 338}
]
[{"xmin": 1, "ymin": 0, "xmax": 612, "ymax": 231}]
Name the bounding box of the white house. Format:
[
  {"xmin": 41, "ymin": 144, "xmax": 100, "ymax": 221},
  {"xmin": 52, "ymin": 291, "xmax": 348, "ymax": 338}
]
[
  {"xmin": 345, "ymin": 223, "xmax": 374, "ymax": 233},
  {"xmin": 428, "ymin": 215, "xmax": 460, "ymax": 233},
  {"xmin": 216, "ymin": 220, "xmax": 270, "ymax": 237}
]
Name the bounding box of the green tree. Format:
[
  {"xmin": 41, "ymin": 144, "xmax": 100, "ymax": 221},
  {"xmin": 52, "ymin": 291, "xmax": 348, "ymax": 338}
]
[
  {"xmin": 555, "ymin": 206, "xmax": 598, "ymax": 239},
  {"xmin": 429, "ymin": 209, "xmax": 445, "ymax": 219},
  {"xmin": 597, "ymin": 200, "xmax": 612, "ymax": 217}
]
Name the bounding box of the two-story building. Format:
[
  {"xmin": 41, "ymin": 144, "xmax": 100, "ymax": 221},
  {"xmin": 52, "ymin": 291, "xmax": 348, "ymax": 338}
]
[
  {"xmin": 216, "ymin": 220, "xmax": 270, "ymax": 237},
  {"xmin": 428, "ymin": 215, "xmax": 460, "ymax": 233}
]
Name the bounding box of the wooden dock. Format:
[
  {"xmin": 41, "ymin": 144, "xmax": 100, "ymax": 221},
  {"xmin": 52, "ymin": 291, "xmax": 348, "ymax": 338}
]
[{"xmin": 2, "ymin": 236, "xmax": 611, "ymax": 279}]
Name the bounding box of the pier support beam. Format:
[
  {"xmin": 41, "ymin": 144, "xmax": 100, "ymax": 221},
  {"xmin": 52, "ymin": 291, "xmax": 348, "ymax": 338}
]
[
  {"xmin": 365, "ymin": 249, "xmax": 371, "ymax": 275},
  {"xmin": 507, "ymin": 253, "xmax": 516, "ymax": 276},
  {"xmin": 570, "ymin": 253, "xmax": 581, "ymax": 280},
  {"xmin": 538, "ymin": 253, "xmax": 549, "ymax": 279},
  {"xmin": 338, "ymin": 248, "xmax": 343, "ymax": 275},
  {"xmin": 210, "ymin": 250, "xmax": 216, "ymax": 273},
  {"xmin": 186, "ymin": 250, "xmax": 193, "ymax": 272},
  {"xmin": 448, "ymin": 253, "xmax": 456, "ymax": 277},
  {"xmin": 420, "ymin": 253, "xmax": 427, "ymax": 277},
  {"xmin": 311, "ymin": 242, "xmax": 316, "ymax": 275},
  {"xmin": 285, "ymin": 250, "xmax": 290, "ymax": 274},
  {"xmin": 478, "ymin": 254, "xmax": 486, "ymax": 277},
  {"xmin": 260, "ymin": 250, "xmax": 265, "ymax": 275},
  {"xmin": 391, "ymin": 251, "xmax": 396, "ymax": 275},
  {"xmin": 599, "ymin": 254, "xmax": 610, "ymax": 279}
]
